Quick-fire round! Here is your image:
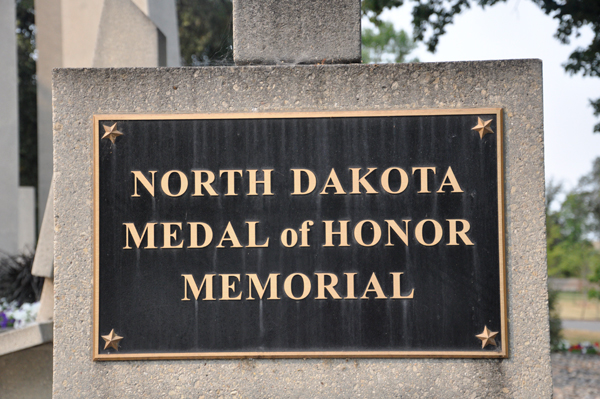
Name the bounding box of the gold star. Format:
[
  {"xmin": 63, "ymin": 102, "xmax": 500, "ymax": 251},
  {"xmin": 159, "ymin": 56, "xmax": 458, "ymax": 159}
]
[
  {"xmin": 471, "ymin": 117, "xmax": 494, "ymax": 139},
  {"xmin": 476, "ymin": 326, "xmax": 498, "ymax": 349},
  {"xmin": 101, "ymin": 329, "xmax": 123, "ymax": 351},
  {"xmin": 101, "ymin": 123, "xmax": 123, "ymax": 144}
]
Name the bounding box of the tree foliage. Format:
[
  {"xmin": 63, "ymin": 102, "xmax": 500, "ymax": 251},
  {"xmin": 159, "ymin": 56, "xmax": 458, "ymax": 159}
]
[
  {"xmin": 362, "ymin": 0, "xmax": 404, "ymax": 26},
  {"xmin": 362, "ymin": 21, "xmax": 418, "ymax": 63},
  {"xmin": 546, "ymin": 159, "xmax": 600, "ymax": 279}
]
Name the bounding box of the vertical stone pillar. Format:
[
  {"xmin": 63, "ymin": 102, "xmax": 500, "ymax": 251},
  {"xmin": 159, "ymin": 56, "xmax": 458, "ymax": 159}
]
[
  {"xmin": 35, "ymin": 0, "xmax": 181, "ymax": 223},
  {"xmin": 233, "ymin": 0, "xmax": 361, "ymax": 65},
  {"xmin": 0, "ymin": 0, "xmax": 20, "ymax": 253}
]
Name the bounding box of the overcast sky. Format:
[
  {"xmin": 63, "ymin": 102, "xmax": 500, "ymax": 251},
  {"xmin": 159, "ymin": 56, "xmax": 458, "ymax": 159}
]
[{"xmin": 375, "ymin": 0, "xmax": 600, "ymax": 190}]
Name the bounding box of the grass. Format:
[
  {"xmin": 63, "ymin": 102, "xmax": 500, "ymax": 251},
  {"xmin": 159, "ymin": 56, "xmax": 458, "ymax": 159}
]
[{"xmin": 556, "ymin": 292, "xmax": 600, "ymax": 321}]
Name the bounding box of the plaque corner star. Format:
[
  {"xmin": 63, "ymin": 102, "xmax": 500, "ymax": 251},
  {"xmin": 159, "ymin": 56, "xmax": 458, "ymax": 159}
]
[
  {"xmin": 101, "ymin": 123, "xmax": 124, "ymax": 144},
  {"xmin": 476, "ymin": 325, "xmax": 498, "ymax": 349},
  {"xmin": 101, "ymin": 329, "xmax": 123, "ymax": 351},
  {"xmin": 471, "ymin": 117, "xmax": 494, "ymax": 139}
]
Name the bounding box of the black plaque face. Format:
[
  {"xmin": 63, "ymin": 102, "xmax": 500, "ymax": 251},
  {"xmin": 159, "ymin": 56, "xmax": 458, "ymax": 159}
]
[{"xmin": 93, "ymin": 109, "xmax": 507, "ymax": 360}]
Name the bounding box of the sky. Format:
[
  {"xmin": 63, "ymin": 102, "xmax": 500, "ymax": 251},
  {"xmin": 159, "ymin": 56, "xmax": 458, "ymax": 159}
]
[{"xmin": 372, "ymin": 0, "xmax": 600, "ymax": 190}]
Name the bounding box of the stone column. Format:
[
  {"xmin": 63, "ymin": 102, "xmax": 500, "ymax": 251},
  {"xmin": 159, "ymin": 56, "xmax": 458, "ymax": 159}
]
[
  {"xmin": 35, "ymin": 0, "xmax": 181, "ymax": 223},
  {"xmin": 0, "ymin": 0, "xmax": 20, "ymax": 253}
]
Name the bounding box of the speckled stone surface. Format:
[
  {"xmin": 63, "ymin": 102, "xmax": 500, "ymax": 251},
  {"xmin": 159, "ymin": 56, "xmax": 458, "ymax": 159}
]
[
  {"xmin": 52, "ymin": 60, "xmax": 551, "ymax": 398},
  {"xmin": 233, "ymin": 0, "xmax": 361, "ymax": 65}
]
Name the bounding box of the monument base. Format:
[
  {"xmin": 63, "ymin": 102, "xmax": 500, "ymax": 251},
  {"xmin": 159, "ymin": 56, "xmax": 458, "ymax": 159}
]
[{"xmin": 53, "ymin": 61, "xmax": 551, "ymax": 397}]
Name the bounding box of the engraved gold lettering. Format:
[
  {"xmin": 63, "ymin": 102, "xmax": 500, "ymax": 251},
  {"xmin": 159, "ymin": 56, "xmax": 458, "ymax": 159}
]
[
  {"xmin": 349, "ymin": 167, "xmax": 378, "ymax": 194},
  {"xmin": 247, "ymin": 274, "xmax": 280, "ymax": 300},
  {"xmin": 247, "ymin": 169, "xmax": 274, "ymax": 196},
  {"xmin": 192, "ymin": 170, "xmax": 219, "ymax": 196},
  {"xmin": 283, "ymin": 273, "xmax": 311, "ymax": 300},
  {"xmin": 381, "ymin": 167, "xmax": 409, "ymax": 194},
  {"xmin": 181, "ymin": 274, "xmax": 215, "ymax": 301},
  {"xmin": 221, "ymin": 274, "xmax": 242, "ymax": 300},
  {"xmin": 123, "ymin": 222, "xmax": 157, "ymax": 249},
  {"xmin": 319, "ymin": 169, "xmax": 346, "ymax": 195},
  {"xmin": 360, "ymin": 272, "xmax": 387, "ymax": 299},
  {"xmin": 162, "ymin": 222, "xmax": 184, "ymax": 249},
  {"xmin": 281, "ymin": 228, "xmax": 298, "ymax": 247},
  {"xmin": 323, "ymin": 220, "xmax": 350, "ymax": 247},
  {"xmin": 353, "ymin": 219, "xmax": 382, "ymax": 247},
  {"xmin": 216, "ymin": 222, "xmax": 243, "ymax": 248},
  {"xmin": 384, "ymin": 219, "xmax": 410, "ymax": 246},
  {"xmin": 219, "ymin": 170, "xmax": 243, "ymax": 196},
  {"xmin": 315, "ymin": 273, "xmax": 342, "ymax": 299},
  {"xmin": 447, "ymin": 219, "xmax": 475, "ymax": 246},
  {"xmin": 299, "ymin": 220, "xmax": 314, "ymax": 247},
  {"xmin": 345, "ymin": 272, "xmax": 357, "ymax": 299},
  {"xmin": 131, "ymin": 171, "xmax": 157, "ymax": 197},
  {"xmin": 246, "ymin": 221, "xmax": 269, "ymax": 248},
  {"xmin": 291, "ymin": 169, "xmax": 317, "ymax": 195},
  {"xmin": 161, "ymin": 170, "xmax": 189, "ymax": 197},
  {"xmin": 188, "ymin": 222, "xmax": 213, "ymax": 248},
  {"xmin": 412, "ymin": 167, "xmax": 436, "ymax": 193},
  {"xmin": 390, "ymin": 272, "xmax": 414, "ymax": 299},
  {"xmin": 414, "ymin": 219, "xmax": 443, "ymax": 246},
  {"xmin": 436, "ymin": 166, "xmax": 464, "ymax": 193}
]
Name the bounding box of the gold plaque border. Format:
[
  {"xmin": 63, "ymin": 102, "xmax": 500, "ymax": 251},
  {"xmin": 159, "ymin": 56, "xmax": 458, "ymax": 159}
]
[{"xmin": 92, "ymin": 108, "xmax": 507, "ymax": 361}]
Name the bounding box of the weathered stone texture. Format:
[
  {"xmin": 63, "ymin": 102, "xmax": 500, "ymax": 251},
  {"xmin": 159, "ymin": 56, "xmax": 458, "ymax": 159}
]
[
  {"xmin": 53, "ymin": 60, "xmax": 551, "ymax": 397},
  {"xmin": 233, "ymin": 0, "xmax": 361, "ymax": 65}
]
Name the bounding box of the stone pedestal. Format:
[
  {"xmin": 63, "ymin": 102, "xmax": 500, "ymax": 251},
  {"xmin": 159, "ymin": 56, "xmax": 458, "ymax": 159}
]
[{"xmin": 52, "ymin": 60, "xmax": 552, "ymax": 397}]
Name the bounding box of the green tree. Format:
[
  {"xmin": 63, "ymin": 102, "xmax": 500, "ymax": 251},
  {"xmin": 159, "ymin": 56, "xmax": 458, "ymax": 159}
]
[
  {"xmin": 546, "ymin": 159, "xmax": 600, "ymax": 280},
  {"xmin": 16, "ymin": 0, "xmax": 37, "ymax": 188},
  {"xmin": 547, "ymin": 190, "xmax": 600, "ymax": 277},
  {"xmin": 362, "ymin": 21, "xmax": 418, "ymax": 63}
]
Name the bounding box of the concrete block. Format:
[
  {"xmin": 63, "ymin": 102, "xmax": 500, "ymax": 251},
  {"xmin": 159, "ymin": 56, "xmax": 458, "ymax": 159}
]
[
  {"xmin": 0, "ymin": 0, "xmax": 20, "ymax": 253},
  {"xmin": 52, "ymin": 60, "xmax": 551, "ymax": 397},
  {"xmin": 0, "ymin": 342, "xmax": 52, "ymax": 399},
  {"xmin": 18, "ymin": 187, "xmax": 36, "ymax": 252},
  {"xmin": 233, "ymin": 0, "xmax": 361, "ymax": 65},
  {"xmin": 0, "ymin": 321, "xmax": 53, "ymax": 357}
]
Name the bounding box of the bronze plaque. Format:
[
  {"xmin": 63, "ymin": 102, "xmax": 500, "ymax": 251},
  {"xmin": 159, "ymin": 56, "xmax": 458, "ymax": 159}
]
[{"xmin": 93, "ymin": 109, "xmax": 507, "ymax": 360}]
